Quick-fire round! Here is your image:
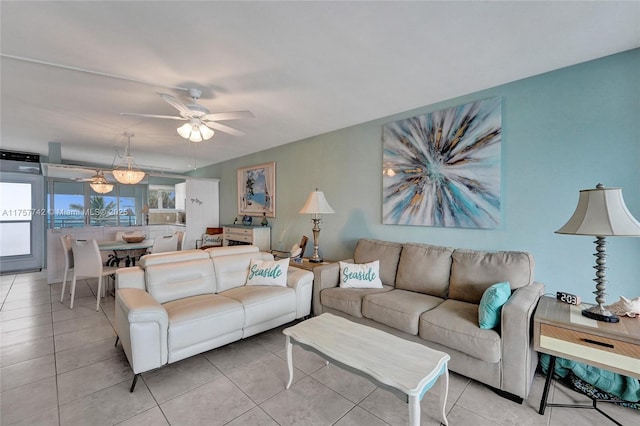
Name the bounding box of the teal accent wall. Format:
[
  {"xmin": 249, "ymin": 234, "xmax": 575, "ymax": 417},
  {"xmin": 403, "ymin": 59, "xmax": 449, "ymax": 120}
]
[{"xmin": 194, "ymin": 49, "xmax": 639, "ymax": 301}]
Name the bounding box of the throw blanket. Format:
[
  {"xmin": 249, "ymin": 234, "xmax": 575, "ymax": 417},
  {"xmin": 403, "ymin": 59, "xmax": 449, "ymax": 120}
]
[{"xmin": 539, "ymin": 354, "xmax": 640, "ymax": 402}]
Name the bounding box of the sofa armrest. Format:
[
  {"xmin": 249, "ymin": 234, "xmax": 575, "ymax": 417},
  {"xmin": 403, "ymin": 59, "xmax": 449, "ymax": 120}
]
[
  {"xmin": 500, "ymin": 281, "xmax": 545, "ymax": 399},
  {"xmin": 116, "ymin": 267, "xmax": 146, "ymax": 290},
  {"xmin": 311, "ymin": 259, "xmax": 353, "ymax": 316},
  {"xmin": 115, "ymin": 288, "xmax": 168, "ymax": 375},
  {"xmin": 287, "ymin": 267, "xmax": 314, "ymax": 318}
]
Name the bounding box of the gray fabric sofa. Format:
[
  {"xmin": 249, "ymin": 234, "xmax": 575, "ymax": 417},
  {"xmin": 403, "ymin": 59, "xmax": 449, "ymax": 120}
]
[{"xmin": 312, "ymin": 239, "xmax": 544, "ymax": 402}]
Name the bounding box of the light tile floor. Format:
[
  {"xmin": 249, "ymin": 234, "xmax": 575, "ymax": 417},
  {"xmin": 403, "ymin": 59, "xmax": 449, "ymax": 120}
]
[{"xmin": 1, "ymin": 271, "xmax": 638, "ymax": 425}]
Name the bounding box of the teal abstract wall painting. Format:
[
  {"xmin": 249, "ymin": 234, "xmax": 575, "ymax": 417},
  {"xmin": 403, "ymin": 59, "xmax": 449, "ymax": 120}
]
[{"xmin": 382, "ymin": 97, "xmax": 502, "ymax": 228}]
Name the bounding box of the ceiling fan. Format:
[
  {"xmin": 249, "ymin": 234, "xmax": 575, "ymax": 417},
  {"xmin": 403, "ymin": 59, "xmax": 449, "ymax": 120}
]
[
  {"xmin": 121, "ymin": 88, "xmax": 254, "ymax": 141},
  {"xmin": 72, "ymin": 170, "xmax": 114, "ymax": 194}
]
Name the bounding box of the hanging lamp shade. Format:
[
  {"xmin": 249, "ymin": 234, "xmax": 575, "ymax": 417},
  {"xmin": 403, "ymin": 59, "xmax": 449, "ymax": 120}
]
[{"xmin": 113, "ymin": 133, "xmax": 145, "ymax": 184}]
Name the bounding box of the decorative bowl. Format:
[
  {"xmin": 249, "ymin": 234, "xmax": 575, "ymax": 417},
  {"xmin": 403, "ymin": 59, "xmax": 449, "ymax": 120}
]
[{"xmin": 122, "ymin": 235, "xmax": 146, "ymax": 243}]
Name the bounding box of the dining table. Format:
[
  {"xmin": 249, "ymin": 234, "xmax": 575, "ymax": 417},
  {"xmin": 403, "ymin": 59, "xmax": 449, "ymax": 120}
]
[{"xmin": 98, "ymin": 239, "xmax": 154, "ymax": 267}]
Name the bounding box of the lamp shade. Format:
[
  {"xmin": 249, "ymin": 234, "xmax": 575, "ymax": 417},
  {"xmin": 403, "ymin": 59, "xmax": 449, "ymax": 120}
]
[
  {"xmin": 556, "ymin": 184, "xmax": 640, "ymax": 237},
  {"xmin": 177, "ymin": 121, "xmax": 214, "ymax": 142},
  {"xmin": 89, "ymin": 170, "xmax": 113, "ymax": 194},
  {"xmin": 113, "ymin": 133, "xmax": 145, "ymax": 184},
  {"xmin": 90, "ymin": 182, "xmax": 113, "ymax": 194},
  {"xmin": 299, "ymin": 190, "xmax": 335, "ymax": 215},
  {"xmin": 112, "ymin": 160, "xmax": 146, "ymax": 185}
]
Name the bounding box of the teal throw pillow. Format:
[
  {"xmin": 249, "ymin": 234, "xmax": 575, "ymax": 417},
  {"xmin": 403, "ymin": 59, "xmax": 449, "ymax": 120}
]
[{"xmin": 478, "ymin": 282, "xmax": 511, "ymax": 329}]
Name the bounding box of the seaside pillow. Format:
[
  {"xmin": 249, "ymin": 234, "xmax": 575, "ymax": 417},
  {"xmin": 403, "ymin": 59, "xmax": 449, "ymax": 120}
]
[
  {"xmin": 246, "ymin": 258, "xmax": 288, "ymax": 287},
  {"xmin": 478, "ymin": 282, "xmax": 512, "ymax": 329},
  {"xmin": 201, "ymin": 233, "xmax": 223, "ymax": 247},
  {"xmin": 339, "ymin": 260, "xmax": 383, "ymax": 289}
]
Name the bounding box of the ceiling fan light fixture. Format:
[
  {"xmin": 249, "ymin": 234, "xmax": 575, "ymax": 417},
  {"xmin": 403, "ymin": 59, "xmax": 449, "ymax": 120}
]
[
  {"xmin": 90, "ymin": 182, "xmax": 114, "ymax": 194},
  {"xmin": 89, "ymin": 170, "xmax": 114, "ymax": 194},
  {"xmin": 189, "ymin": 127, "xmax": 203, "ymax": 143},
  {"xmin": 177, "ymin": 122, "xmax": 192, "ymax": 139},
  {"xmin": 200, "ymin": 124, "xmax": 214, "ymax": 140},
  {"xmin": 113, "ymin": 133, "xmax": 145, "ymax": 184}
]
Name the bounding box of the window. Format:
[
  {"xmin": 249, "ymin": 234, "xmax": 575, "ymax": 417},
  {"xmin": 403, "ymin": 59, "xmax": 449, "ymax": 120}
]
[
  {"xmin": 0, "ymin": 182, "xmax": 32, "ymax": 256},
  {"xmin": 48, "ymin": 180, "xmax": 146, "ymax": 228},
  {"xmin": 148, "ymin": 185, "xmax": 175, "ymax": 209}
]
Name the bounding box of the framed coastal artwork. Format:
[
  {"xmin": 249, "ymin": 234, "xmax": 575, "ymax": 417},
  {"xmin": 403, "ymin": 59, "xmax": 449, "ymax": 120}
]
[
  {"xmin": 237, "ymin": 162, "xmax": 276, "ymax": 217},
  {"xmin": 382, "ymin": 97, "xmax": 502, "ymax": 229}
]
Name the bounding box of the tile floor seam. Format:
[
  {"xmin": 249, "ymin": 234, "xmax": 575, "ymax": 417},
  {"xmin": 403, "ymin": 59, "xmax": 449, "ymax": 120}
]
[
  {"xmin": 49, "ymin": 285, "xmax": 63, "ymax": 426},
  {"xmin": 341, "ymin": 402, "xmax": 391, "ymax": 426}
]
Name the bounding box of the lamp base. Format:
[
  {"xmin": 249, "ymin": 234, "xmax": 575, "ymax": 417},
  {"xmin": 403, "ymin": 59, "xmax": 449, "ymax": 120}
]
[
  {"xmin": 309, "ymin": 257, "xmax": 323, "ymax": 263},
  {"xmin": 582, "ymin": 306, "xmax": 619, "ymax": 323}
]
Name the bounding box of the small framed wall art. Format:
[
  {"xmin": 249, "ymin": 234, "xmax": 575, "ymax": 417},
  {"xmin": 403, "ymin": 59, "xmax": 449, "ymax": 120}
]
[{"xmin": 237, "ymin": 161, "xmax": 276, "ymax": 218}]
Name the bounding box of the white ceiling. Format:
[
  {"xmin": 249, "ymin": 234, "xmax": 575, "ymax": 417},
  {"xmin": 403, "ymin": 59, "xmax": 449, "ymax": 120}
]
[{"xmin": 1, "ymin": 1, "xmax": 639, "ymax": 173}]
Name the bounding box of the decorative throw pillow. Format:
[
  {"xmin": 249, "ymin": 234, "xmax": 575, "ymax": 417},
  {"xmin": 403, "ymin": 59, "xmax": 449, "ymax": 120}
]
[
  {"xmin": 246, "ymin": 258, "xmax": 288, "ymax": 287},
  {"xmin": 478, "ymin": 282, "xmax": 512, "ymax": 329},
  {"xmin": 202, "ymin": 233, "xmax": 223, "ymax": 247},
  {"xmin": 339, "ymin": 260, "xmax": 383, "ymax": 289}
]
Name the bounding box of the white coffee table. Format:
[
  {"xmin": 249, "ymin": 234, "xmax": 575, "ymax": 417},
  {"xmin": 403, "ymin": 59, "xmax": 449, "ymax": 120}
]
[{"xmin": 283, "ymin": 313, "xmax": 450, "ymax": 426}]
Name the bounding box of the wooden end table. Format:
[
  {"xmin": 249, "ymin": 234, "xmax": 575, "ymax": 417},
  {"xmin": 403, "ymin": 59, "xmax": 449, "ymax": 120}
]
[
  {"xmin": 533, "ymin": 296, "xmax": 640, "ymax": 424},
  {"xmin": 288, "ymin": 257, "xmax": 335, "ymax": 272}
]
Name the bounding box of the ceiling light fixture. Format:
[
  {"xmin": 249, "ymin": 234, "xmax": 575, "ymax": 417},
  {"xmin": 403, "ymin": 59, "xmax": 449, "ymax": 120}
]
[
  {"xmin": 177, "ymin": 119, "xmax": 214, "ymax": 143},
  {"xmin": 89, "ymin": 170, "xmax": 113, "ymax": 194},
  {"xmin": 113, "ymin": 132, "xmax": 145, "ymax": 184}
]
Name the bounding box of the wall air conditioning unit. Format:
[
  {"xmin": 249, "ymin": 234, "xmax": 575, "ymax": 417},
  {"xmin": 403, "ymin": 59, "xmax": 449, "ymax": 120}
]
[{"xmin": 0, "ymin": 150, "xmax": 41, "ymax": 174}]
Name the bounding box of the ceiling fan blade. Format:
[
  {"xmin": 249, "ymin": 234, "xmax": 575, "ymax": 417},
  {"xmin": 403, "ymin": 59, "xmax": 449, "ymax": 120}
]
[
  {"xmin": 120, "ymin": 112, "xmax": 186, "ymax": 121},
  {"xmin": 203, "ymin": 121, "xmax": 246, "ymax": 137},
  {"xmin": 159, "ymin": 93, "xmax": 193, "ymax": 117},
  {"xmin": 202, "ymin": 111, "xmax": 255, "ymax": 122}
]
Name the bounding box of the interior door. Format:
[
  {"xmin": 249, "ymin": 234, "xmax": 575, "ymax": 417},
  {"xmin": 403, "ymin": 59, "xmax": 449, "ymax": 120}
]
[{"xmin": 0, "ymin": 172, "xmax": 45, "ymax": 273}]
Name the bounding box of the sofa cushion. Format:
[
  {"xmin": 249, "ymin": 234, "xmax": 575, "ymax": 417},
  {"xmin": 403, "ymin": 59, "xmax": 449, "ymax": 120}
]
[
  {"xmin": 164, "ymin": 294, "xmax": 244, "ymax": 358},
  {"xmin": 139, "ymin": 250, "xmax": 210, "ymax": 268},
  {"xmin": 449, "ymin": 249, "xmax": 534, "ymax": 304},
  {"xmin": 246, "ymin": 258, "xmax": 288, "ymax": 287},
  {"xmin": 339, "ymin": 260, "xmax": 383, "ymax": 288},
  {"xmin": 419, "ymin": 299, "xmax": 501, "ymax": 363},
  {"xmin": 354, "ymin": 239, "xmax": 402, "ymax": 287},
  {"xmin": 320, "ymin": 285, "xmax": 393, "ymax": 318},
  {"xmin": 362, "ymin": 289, "xmax": 443, "ymax": 335},
  {"xmin": 222, "ymin": 285, "xmax": 296, "ymax": 329},
  {"xmin": 145, "ymin": 259, "xmax": 216, "ymax": 304},
  {"xmin": 478, "ymin": 282, "xmax": 511, "ymax": 329},
  {"xmin": 396, "ymin": 243, "xmax": 453, "ymax": 298},
  {"xmin": 213, "ymin": 252, "xmax": 273, "ymax": 292}
]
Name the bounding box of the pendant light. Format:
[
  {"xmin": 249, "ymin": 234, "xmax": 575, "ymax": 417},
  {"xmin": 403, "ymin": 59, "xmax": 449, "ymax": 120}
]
[{"xmin": 113, "ymin": 132, "xmax": 145, "ymax": 184}]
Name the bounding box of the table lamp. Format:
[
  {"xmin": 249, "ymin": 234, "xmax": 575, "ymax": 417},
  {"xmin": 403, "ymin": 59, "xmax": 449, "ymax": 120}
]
[
  {"xmin": 299, "ymin": 189, "xmax": 334, "ymax": 262},
  {"xmin": 556, "ymin": 183, "xmax": 640, "ymax": 322}
]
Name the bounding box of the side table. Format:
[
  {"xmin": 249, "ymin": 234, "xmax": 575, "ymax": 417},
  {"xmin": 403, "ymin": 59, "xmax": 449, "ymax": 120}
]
[
  {"xmin": 288, "ymin": 257, "xmax": 335, "ymax": 272},
  {"xmin": 533, "ymin": 296, "xmax": 640, "ymax": 424}
]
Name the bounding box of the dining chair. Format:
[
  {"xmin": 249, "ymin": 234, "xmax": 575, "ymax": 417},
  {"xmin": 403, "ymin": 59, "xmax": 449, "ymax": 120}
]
[
  {"xmin": 150, "ymin": 233, "xmax": 179, "ymax": 254},
  {"xmin": 67, "ymin": 239, "xmax": 119, "ymax": 311},
  {"xmin": 59, "ymin": 234, "xmax": 74, "ymax": 302}
]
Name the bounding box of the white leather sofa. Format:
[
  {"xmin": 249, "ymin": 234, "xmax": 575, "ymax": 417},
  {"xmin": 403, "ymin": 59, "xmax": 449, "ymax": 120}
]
[{"xmin": 114, "ymin": 245, "xmax": 313, "ymax": 391}]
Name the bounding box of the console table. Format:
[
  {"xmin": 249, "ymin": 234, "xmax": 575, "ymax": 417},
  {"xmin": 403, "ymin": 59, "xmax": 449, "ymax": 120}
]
[
  {"xmin": 533, "ymin": 296, "xmax": 640, "ymax": 423},
  {"xmin": 222, "ymin": 225, "xmax": 270, "ymax": 252}
]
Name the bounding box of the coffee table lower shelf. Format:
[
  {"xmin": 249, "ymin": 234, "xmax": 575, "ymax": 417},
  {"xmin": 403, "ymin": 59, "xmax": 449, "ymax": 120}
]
[{"xmin": 283, "ymin": 314, "xmax": 450, "ymax": 426}]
